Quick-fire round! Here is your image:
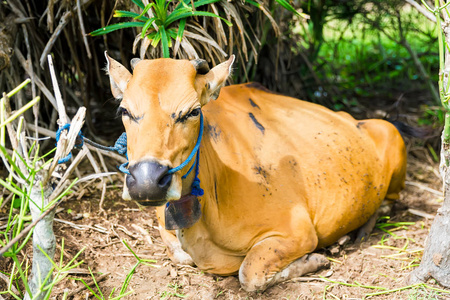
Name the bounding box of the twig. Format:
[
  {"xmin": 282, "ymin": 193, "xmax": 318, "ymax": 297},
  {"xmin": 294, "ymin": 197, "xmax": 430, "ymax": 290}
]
[
  {"xmin": 408, "ymin": 208, "xmax": 435, "ymax": 219},
  {"xmin": 99, "ymin": 180, "xmax": 107, "ymax": 213},
  {"xmin": 39, "ymin": 0, "xmax": 95, "ymax": 68},
  {"xmin": 289, "ymin": 276, "xmax": 327, "ymax": 283},
  {"xmin": 14, "ymin": 48, "xmax": 57, "ymax": 109},
  {"xmin": 54, "ymin": 219, "xmax": 110, "ymax": 234},
  {"xmin": 50, "ymin": 147, "xmax": 89, "ymax": 202},
  {"xmin": 2, "ymin": 92, "xmax": 28, "ymax": 175},
  {"xmin": 76, "ymin": 0, "xmax": 92, "ymax": 59},
  {"xmin": 405, "ymin": 181, "xmax": 442, "ymax": 196},
  {"xmin": 66, "ymin": 273, "xmax": 110, "ymax": 297},
  {"xmin": 96, "ymin": 148, "xmax": 113, "ymax": 182},
  {"xmin": 76, "ymin": 172, "xmax": 118, "ymax": 184},
  {"xmin": 40, "ymin": 11, "xmax": 73, "ymax": 69},
  {"xmin": 115, "ymin": 224, "xmax": 140, "ymax": 239},
  {"xmin": 47, "ymin": 55, "xmax": 68, "ymax": 124},
  {"xmin": 0, "ymin": 193, "xmax": 14, "ymax": 209},
  {"xmin": 405, "ymin": 0, "xmax": 437, "ymax": 22},
  {"xmin": 86, "ymin": 149, "xmax": 102, "ymax": 174}
]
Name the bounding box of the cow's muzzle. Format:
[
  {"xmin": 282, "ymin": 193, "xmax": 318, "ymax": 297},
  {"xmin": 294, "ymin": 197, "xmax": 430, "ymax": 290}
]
[{"xmin": 126, "ymin": 160, "xmax": 173, "ymax": 204}]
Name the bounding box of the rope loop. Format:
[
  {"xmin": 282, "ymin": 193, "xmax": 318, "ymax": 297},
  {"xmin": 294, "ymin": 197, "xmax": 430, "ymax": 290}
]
[{"xmin": 55, "ymin": 123, "xmax": 83, "ymax": 164}]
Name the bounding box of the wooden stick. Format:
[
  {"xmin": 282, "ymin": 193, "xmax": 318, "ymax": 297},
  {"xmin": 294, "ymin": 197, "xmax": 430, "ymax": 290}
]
[
  {"xmin": 14, "ymin": 48, "xmax": 57, "ymax": 110},
  {"xmin": 47, "ymin": 55, "xmax": 68, "ymax": 124},
  {"xmin": 405, "ymin": 181, "xmax": 442, "ymax": 197},
  {"xmin": 76, "ymin": 0, "xmax": 92, "ymax": 59}
]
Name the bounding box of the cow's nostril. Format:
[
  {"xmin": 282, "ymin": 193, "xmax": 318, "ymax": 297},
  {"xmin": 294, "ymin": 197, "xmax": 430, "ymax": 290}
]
[
  {"xmin": 158, "ymin": 173, "xmax": 172, "ymax": 188},
  {"xmin": 126, "ymin": 174, "xmax": 136, "ymax": 187}
]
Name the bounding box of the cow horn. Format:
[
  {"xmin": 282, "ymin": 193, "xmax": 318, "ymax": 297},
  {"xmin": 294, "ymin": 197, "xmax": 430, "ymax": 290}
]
[
  {"xmin": 130, "ymin": 58, "xmax": 141, "ymax": 70},
  {"xmin": 191, "ymin": 59, "xmax": 210, "ymax": 75}
]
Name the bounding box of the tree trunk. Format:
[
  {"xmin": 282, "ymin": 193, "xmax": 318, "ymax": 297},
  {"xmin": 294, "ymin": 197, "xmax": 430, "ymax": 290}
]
[
  {"xmin": 24, "ymin": 185, "xmax": 56, "ymax": 300},
  {"xmin": 408, "ymin": 136, "xmax": 450, "ymax": 286}
]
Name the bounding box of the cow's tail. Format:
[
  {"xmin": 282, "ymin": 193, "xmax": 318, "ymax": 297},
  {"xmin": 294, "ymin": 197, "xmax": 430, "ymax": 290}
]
[{"xmin": 388, "ymin": 120, "xmax": 433, "ymax": 139}]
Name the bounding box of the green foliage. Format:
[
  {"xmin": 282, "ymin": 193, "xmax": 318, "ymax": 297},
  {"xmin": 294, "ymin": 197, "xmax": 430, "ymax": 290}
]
[
  {"xmin": 418, "ymin": 105, "xmax": 445, "ymax": 127},
  {"xmin": 293, "ymin": 1, "xmax": 438, "ymax": 109},
  {"xmin": 90, "ymin": 0, "xmax": 229, "ymax": 58},
  {"xmin": 90, "ymin": 0, "xmax": 302, "ymax": 59}
]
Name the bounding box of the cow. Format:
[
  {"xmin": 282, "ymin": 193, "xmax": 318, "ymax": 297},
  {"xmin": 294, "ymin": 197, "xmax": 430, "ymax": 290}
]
[{"xmin": 105, "ymin": 53, "xmax": 406, "ymax": 292}]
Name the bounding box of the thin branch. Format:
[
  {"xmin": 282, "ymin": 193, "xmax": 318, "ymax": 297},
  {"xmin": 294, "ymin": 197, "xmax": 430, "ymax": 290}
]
[
  {"xmin": 39, "ymin": 11, "xmax": 73, "ymax": 69},
  {"xmin": 406, "ymin": 0, "xmax": 437, "ymax": 22},
  {"xmin": 47, "ymin": 55, "xmax": 68, "ymax": 124},
  {"xmin": 49, "ymin": 147, "xmax": 88, "ymax": 202},
  {"xmin": 14, "ymin": 47, "xmax": 57, "ymax": 109},
  {"xmin": 76, "ymin": 0, "xmax": 92, "ymax": 59}
]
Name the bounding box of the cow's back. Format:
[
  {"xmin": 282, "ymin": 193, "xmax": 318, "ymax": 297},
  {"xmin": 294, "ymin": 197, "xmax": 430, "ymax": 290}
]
[{"xmin": 199, "ymin": 83, "xmax": 406, "ymax": 250}]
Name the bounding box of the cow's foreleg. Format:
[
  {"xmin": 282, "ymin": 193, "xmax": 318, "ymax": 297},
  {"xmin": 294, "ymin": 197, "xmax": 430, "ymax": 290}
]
[
  {"xmin": 155, "ymin": 206, "xmax": 194, "ymax": 266},
  {"xmin": 238, "ymin": 214, "xmax": 325, "ymax": 292}
]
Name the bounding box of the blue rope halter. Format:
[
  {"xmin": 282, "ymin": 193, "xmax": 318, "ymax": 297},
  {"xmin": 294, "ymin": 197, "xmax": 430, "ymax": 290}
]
[{"xmin": 55, "ymin": 113, "xmax": 205, "ymax": 197}]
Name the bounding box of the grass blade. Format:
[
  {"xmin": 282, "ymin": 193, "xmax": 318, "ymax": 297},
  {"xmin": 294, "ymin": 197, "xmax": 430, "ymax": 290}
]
[
  {"xmin": 134, "ymin": 3, "xmax": 154, "ymax": 20},
  {"xmin": 174, "ymin": 18, "xmax": 186, "ymax": 56},
  {"xmin": 113, "ymin": 10, "xmax": 149, "ymax": 21},
  {"xmin": 166, "ymin": 11, "xmax": 232, "ymax": 26},
  {"xmin": 160, "ymin": 26, "xmax": 170, "ymax": 58},
  {"xmin": 131, "ymin": 0, "xmax": 145, "ymax": 10},
  {"xmin": 141, "ymin": 17, "xmax": 157, "ymax": 39},
  {"xmin": 90, "ymin": 22, "xmax": 145, "ymax": 36}
]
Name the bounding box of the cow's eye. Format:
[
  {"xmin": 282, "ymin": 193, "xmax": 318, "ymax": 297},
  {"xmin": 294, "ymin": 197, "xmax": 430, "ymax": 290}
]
[
  {"xmin": 120, "ymin": 107, "xmax": 130, "ymax": 118},
  {"xmin": 188, "ymin": 108, "xmax": 201, "ymax": 118}
]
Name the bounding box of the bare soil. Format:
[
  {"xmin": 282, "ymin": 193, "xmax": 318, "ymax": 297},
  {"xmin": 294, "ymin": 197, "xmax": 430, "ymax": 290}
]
[{"xmin": 6, "ymin": 151, "xmax": 450, "ymax": 299}]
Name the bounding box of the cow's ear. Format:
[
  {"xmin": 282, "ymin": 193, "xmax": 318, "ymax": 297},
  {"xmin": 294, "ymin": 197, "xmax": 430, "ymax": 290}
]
[
  {"xmin": 105, "ymin": 52, "xmax": 132, "ymax": 99},
  {"xmin": 196, "ymin": 55, "xmax": 235, "ymax": 105}
]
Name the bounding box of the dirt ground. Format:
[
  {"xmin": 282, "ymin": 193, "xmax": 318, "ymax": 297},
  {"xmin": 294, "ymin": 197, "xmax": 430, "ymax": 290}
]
[{"xmin": 3, "ymin": 149, "xmax": 449, "ymax": 299}]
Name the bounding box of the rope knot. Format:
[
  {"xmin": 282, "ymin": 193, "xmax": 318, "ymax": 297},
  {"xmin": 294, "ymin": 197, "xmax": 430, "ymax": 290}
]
[
  {"xmin": 113, "ymin": 132, "xmax": 127, "ymax": 155},
  {"xmin": 55, "ymin": 123, "xmax": 83, "ymax": 164},
  {"xmin": 190, "ymin": 178, "xmax": 204, "ymax": 197}
]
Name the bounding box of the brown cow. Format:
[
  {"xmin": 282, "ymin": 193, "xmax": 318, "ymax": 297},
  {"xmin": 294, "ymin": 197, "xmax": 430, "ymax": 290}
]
[{"xmin": 105, "ymin": 53, "xmax": 406, "ymax": 292}]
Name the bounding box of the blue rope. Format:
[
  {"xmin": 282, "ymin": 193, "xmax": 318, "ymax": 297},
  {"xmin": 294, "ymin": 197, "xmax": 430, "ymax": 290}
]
[
  {"xmin": 55, "ymin": 113, "xmax": 204, "ymax": 196},
  {"xmin": 167, "ymin": 113, "xmax": 204, "ymax": 175},
  {"xmin": 55, "ymin": 124, "xmax": 83, "ymax": 164},
  {"xmin": 190, "ymin": 149, "xmax": 204, "ymax": 196}
]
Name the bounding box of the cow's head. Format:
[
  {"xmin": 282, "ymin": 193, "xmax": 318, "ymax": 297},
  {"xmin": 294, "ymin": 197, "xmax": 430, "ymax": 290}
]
[{"xmin": 105, "ymin": 53, "xmax": 234, "ymax": 206}]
